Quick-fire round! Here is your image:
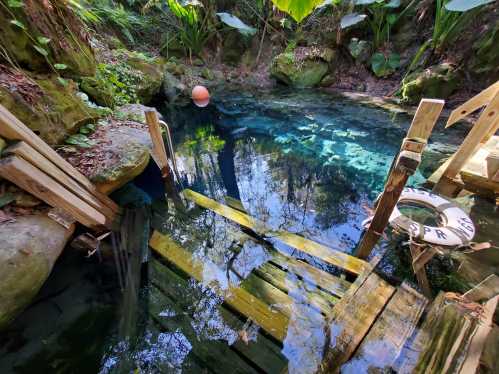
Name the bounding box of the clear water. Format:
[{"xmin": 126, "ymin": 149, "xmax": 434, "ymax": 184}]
[{"xmin": 1, "ymin": 89, "xmax": 483, "ymax": 374}]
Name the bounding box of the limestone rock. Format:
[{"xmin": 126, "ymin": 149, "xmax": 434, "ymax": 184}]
[
  {"xmin": 270, "ymin": 47, "xmax": 334, "ymax": 88},
  {"xmin": 399, "ymin": 63, "xmax": 458, "ymax": 105},
  {"xmin": 0, "ymin": 214, "xmax": 75, "ymax": 330},
  {"xmin": 201, "ymin": 67, "xmax": 215, "ymax": 81},
  {"xmin": 60, "ymin": 119, "xmax": 152, "ymax": 194},
  {"xmin": 0, "ymin": 68, "xmax": 101, "ymax": 145},
  {"xmin": 222, "ymin": 30, "xmax": 253, "ymax": 66},
  {"xmin": 162, "ymin": 72, "xmax": 188, "ymax": 104},
  {"xmin": 114, "ymin": 104, "xmax": 163, "ymax": 124}
]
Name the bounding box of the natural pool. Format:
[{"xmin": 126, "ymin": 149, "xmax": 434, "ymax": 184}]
[{"xmin": 1, "ymin": 89, "xmax": 492, "ymax": 373}]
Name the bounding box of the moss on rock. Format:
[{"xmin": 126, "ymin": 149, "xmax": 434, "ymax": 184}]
[
  {"xmin": 270, "ymin": 47, "xmax": 334, "ymax": 88},
  {"xmin": 0, "ymin": 214, "xmax": 75, "ymax": 330},
  {"xmin": 399, "ymin": 63, "xmax": 458, "ymax": 105}
]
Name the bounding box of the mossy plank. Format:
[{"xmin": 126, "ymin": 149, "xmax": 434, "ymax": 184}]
[
  {"xmin": 182, "ymin": 189, "xmax": 367, "ymax": 275},
  {"xmin": 397, "ymin": 293, "xmax": 478, "ymax": 373},
  {"xmin": 149, "ymin": 231, "xmax": 289, "ymax": 341},
  {"xmin": 342, "ymin": 283, "xmax": 427, "ymax": 372},
  {"xmin": 149, "ymin": 285, "xmax": 259, "ymax": 374},
  {"xmin": 318, "ymin": 272, "xmax": 395, "ymax": 373},
  {"xmin": 150, "ymin": 260, "xmax": 287, "ymax": 373}
]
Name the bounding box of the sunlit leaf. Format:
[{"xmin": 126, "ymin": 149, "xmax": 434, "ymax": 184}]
[
  {"xmin": 385, "ymin": 0, "xmax": 400, "ymax": 8},
  {"xmin": 10, "ymin": 19, "xmax": 26, "ymax": 30},
  {"xmin": 54, "ymin": 63, "xmax": 68, "ymax": 70},
  {"xmin": 340, "ymin": 13, "xmax": 367, "ymax": 29},
  {"xmin": 354, "ymin": 0, "xmax": 377, "ymax": 5},
  {"xmin": 7, "ymin": 0, "xmax": 24, "ymax": 8},
  {"xmin": 216, "ymin": 12, "xmax": 257, "ymax": 36},
  {"xmin": 37, "ymin": 36, "xmax": 51, "ymax": 44},
  {"xmin": 445, "ymin": 0, "xmax": 495, "ymax": 12},
  {"xmin": 33, "ymin": 45, "xmax": 49, "ymax": 56},
  {"xmin": 271, "ymin": 0, "xmax": 325, "ymax": 23},
  {"xmin": 57, "ymin": 77, "xmax": 68, "ymax": 86}
]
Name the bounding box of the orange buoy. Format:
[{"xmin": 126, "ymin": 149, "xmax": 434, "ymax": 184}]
[{"xmin": 192, "ymin": 85, "xmax": 210, "ymax": 107}]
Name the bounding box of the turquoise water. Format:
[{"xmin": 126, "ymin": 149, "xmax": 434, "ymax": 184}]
[{"xmin": 1, "ymin": 90, "xmax": 470, "ymax": 373}]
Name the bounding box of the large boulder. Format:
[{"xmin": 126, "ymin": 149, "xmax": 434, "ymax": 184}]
[
  {"xmin": 59, "ymin": 119, "xmax": 152, "ymax": 194},
  {"xmin": 0, "ymin": 214, "xmax": 75, "ymax": 330},
  {"xmin": 222, "ymin": 30, "xmax": 253, "ymax": 66},
  {"xmin": 399, "ymin": 63, "xmax": 458, "ymax": 104},
  {"xmin": 0, "ymin": 0, "xmax": 95, "ymax": 77},
  {"xmin": 0, "ymin": 66, "xmax": 101, "ymax": 145},
  {"xmin": 271, "ymin": 47, "xmax": 334, "ymax": 88}
]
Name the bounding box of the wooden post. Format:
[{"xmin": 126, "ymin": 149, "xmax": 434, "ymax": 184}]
[
  {"xmin": 145, "ymin": 110, "xmax": 170, "ymax": 178},
  {"xmin": 409, "ymin": 242, "xmax": 432, "ymax": 298},
  {"xmin": 355, "ymin": 99, "xmax": 444, "ymax": 259},
  {"xmin": 4, "ymin": 141, "xmax": 117, "ymax": 223},
  {"xmin": 434, "ymin": 91, "xmax": 499, "ymax": 196},
  {"xmin": 0, "ymin": 155, "xmax": 110, "ymax": 230},
  {"xmin": 0, "ymin": 105, "xmax": 120, "ymax": 215}
]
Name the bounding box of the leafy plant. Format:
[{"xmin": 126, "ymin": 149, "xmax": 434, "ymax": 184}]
[
  {"xmin": 270, "ymin": 0, "xmax": 325, "ymax": 23},
  {"xmin": 65, "ymin": 133, "xmax": 94, "ymax": 148},
  {"xmin": 406, "ymin": 0, "xmax": 492, "ymax": 75},
  {"xmin": 95, "ymin": 62, "xmax": 144, "ymax": 106},
  {"xmin": 370, "ymin": 51, "xmax": 400, "ymax": 77},
  {"xmin": 216, "ymin": 12, "xmax": 257, "ymax": 36}
]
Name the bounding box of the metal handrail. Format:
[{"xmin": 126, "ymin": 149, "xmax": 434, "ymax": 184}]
[{"xmin": 159, "ymin": 120, "xmax": 183, "ymax": 187}]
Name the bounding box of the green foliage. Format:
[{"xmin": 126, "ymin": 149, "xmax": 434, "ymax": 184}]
[
  {"xmin": 370, "ymin": 51, "xmax": 400, "ymax": 77},
  {"xmin": 406, "ymin": 0, "xmax": 489, "ymax": 75},
  {"xmin": 271, "ymin": 0, "xmax": 325, "ymax": 23},
  {"xmin": 216, "ymin": 12, "xmax": 257, "ymax": 36},
  {"xmin": 65, "ymin": 133, "xmax": 94, "ymax": 148},
  {"xmin": 165, "ymin": 0, "xmax": 212, "ymax": 58},
  {"xmin": 181, "ymin": 124, "xmax": 225, "ymax": 156},
  {"xmin": 95, "ymin": 62, "xmax": 144, "ymax": 106}
]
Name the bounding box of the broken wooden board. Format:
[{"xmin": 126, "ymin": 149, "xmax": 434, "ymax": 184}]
[
  {"xmin": 460, "ymin": 135, "xmax": 499, "ymax": 193},
  {"xmin": 341, "ymin": 283, "xmax": 427, "ymax": 373},
  {"xmin": 4, "ymin": 141, "xmax": 117, "ymax": 223},
  {"xmin": 0, "ymin": 104, "xmax": 120, "ymax": 214},
  {"xmin": 149, "ymin": 230, "xmax": 289, "ymax": 341},
  {"xmin": 150, "ymin": 260, "xmax": 288, "ymax": 373},
  {"xmin": 317, "ymin": 271, "xmax": 395, "ymax": 373},
  {"xmin": 463, "ymin": 274, "xmax": 499, "ymax": 302},
  {"xmin": 182, "ymin": 189, "xmax": 367, "ymax": 275},
  {"xmin": 397, "ymin": 292, "xmax": 485, "ymax": 373},
  {"xmin": 0, "ymin": 155, "xmax": 110, "ymax": 229}
]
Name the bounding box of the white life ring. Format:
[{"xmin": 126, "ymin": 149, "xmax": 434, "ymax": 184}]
[{"xmin": 388, "ymin": 188, "xmax": 475, "ymax": 247}]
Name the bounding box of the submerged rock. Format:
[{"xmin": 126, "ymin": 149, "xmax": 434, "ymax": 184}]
[
  {"xmin": 0, "ymin": 214, "xmax": 75, "ymax": 330},
  {"xmin": 399, "ymin": 63, "xmax": 458, "ymax": 104},
  {"xmin": 270, "ymin": 47, "xmax": 334, "ymax": 88}
]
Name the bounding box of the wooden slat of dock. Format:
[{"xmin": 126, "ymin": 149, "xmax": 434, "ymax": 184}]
[{"xmin": 182, "ymin": 189, "xmax": 368, "ymax": 275}]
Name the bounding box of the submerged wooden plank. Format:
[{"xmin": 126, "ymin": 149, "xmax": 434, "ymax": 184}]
[
  {"xmin": 182, "ymin": 189, "xmax": 367, "ymax": 275},
  {"xmin": 341, "ymin": 283, "xmax": 428, "ymax": 373},
  {"xmin": 150, "ymin": 260, "xmax": 287, "ymax": 373},
  {"xmin": 149, "ymin": 230, "xmax": 289, "ymax": 341},
  {"xmin": 317, "ymin": 270, "xmax": 395, "ymax": 373}
]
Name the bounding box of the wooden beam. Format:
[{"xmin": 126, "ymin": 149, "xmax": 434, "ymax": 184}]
[
  {"xmin": 149, "ymin": 230, "xmax": 289, "ymax": 341},
  {"xmin": 4, "ymin": 141, "xmax": 117, "ymax": 223},
  {"xmin": 145, "ymin": 110, "xmax": 169, "ymax": 178},
  {"xmin": 0, "ymin": 104, "xmax": 120, "ymax": 214},
  {"xmin": 409, "ymin": 243, "xmax": 432, "ymax": 298},
  {"xmin": 345, "ymin": 283, "xmax": 428, "ymax": 372},
  {"xmin": 446, "ymin": 81, "xmax": 499, "ymax": 128},
  {"xmin": 0, "ymin": 155, "xmax": 110, "ymax": 229},
  {"xmin": 486, "ymin": 151, "xmax": 499, "ymax": 180},
  {"xmin": 182, "ymin": 189, "xmax": 367, "ymax": 275},
  {"xmin": 355, "ymin": 99, "xmax": 444, "ymax": 259},
  {"xmin": 434, "ymin": 91, "xmax": 499, "ymax": 195},
  {"xmin": 317, "ymin": 272, "xmax": 395, "ymax": 373}
]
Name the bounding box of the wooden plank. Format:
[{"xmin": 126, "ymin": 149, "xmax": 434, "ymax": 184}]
[
  {"xmin": 356, "ymin": 99, "xmax": 444, "ymax": 259},
  {"xmin": 434, "ymin": 92, "xmax": 499, "ymax": 195},
  {"xmin": 150, "ymin": 260, "xmax": 287, "ymax": 373},
  {"xmin": 409, "ymin": 243, "xmax": 432, "ymax": 298},
  {"xmin": 0, "ymin": 155, "xmax": 109, "ymax": 229},
  {"xmin": 317, "ymin": 272, "xmax": 396, "ymax": 373},
  {"xmin": 342, "ymin": 283, "xmax": 428, "ymax": 373},
  {"xmin": 463, "ymin": 274, "xmax": 499, "ymax": 302},
  {"xmin": 459, "ymin": 296, "xmax": 499, "ymax": 374},
  {"xmin": 486, "ymin": 151, "xmax": 499, "ymax": 180},
  {"xmin": 406, "ymin": 99, "xmax": 445, "ymax": 140},
  {"xmin": 0, "ymin": 104, "xmax": 120, "ymax": 214},
  {"xmin": 182, "ymin": 189, "xmax": 367, "ymax": 275},
  {"xmin": 446, "ymin": 81, "xmax": 499, "ymax": 128},
  {"xmin": 149, "ymin": 230, "xmax": 289, "ymax": 341},
  {"xmin": 145, "ymin": 110, "xmax": 169, "ymax": 177},
  {"xmin": 4, "ymin": 141, "xmax": 117, "ymax": 223}
]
